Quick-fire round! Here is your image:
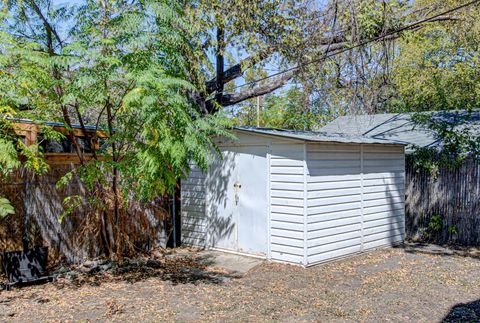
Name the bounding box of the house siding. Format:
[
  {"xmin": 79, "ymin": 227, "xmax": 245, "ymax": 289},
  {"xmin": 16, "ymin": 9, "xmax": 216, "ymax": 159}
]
[{"xmin": 306, "ymin": 143, "xmax": 363, "ymax": 264}]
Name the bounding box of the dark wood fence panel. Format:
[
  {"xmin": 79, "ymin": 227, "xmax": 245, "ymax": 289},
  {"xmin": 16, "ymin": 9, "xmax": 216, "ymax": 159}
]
[
  {"xmin": 405, "ymin": 157, "xmax": 480, "ymax": 246},
  {"xmin": 0, "ymin": 165, "xmax": 168, "ymax": 263}
]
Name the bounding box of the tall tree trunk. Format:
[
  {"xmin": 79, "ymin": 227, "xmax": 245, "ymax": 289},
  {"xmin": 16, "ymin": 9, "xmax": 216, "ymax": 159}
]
[
  {"xmin": 215, "ymin": 25, "xmax": 225, "ymax": 106},
  {"xmin": 106, "ymin": 101, "xmax": 120, "ymax": 259}
]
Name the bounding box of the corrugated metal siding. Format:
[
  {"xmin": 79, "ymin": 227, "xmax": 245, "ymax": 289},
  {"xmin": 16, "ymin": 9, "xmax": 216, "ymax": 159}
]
[
  {"xmin": 362, "ymin": 145, "xmax": 405, "ymax": 250},
  {"xmin": 181, "ymin": 164, "xmax": 208, "ymax": 247},
  {"xmin": 305, "ymin": 143, "xmax": 405, "ymax": 265},
  {"xmin": 269, "ymin": 144, "xmax": 306, "ymax": 264}
]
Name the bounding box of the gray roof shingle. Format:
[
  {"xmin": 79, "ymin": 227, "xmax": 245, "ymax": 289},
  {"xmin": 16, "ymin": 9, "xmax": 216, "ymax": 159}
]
[{"xmin": 320, "ymin": 110, "xmax": 480, "ymax": 153}]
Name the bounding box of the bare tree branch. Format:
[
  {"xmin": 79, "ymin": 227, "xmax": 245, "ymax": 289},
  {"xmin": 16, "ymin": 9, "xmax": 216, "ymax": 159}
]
[
  {"xmin": 206, "ymin": 69, "xmax": 296, "ymax": 113},
  {"xmin": 28, "ymin": 0, "xmax": 64, "ymax": 49},
  {"xmin": 206, "ymin": 48, "xmax": 274, "ymax": 94},
  {"xmin": 204, "ymin": 35, "xmax": 350, "ymax": 94}
]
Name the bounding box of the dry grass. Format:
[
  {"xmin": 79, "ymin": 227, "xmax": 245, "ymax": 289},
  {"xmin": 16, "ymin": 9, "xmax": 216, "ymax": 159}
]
[{"xmin": 0, "ymin": 247, "xmax": 479, "ymax": 322}]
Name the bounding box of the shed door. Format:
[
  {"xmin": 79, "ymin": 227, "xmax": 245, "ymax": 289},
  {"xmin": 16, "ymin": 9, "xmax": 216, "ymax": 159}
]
[
  {"xmin": 207, "ymin": 145, "xmax": 268, "ymax": 255},
  {"xmin": 235, "ymin": 146, "xmax": 268, "ymax": 255}
]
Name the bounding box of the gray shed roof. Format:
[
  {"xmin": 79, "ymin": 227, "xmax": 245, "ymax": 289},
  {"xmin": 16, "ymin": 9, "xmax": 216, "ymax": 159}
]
[
  {"xmin": 234, "ymin": 126, "xmax": 406, "ymax": 145},
  {"xmin": 320, "ymin": 110, "xmax": 480, "ymax": 153}
]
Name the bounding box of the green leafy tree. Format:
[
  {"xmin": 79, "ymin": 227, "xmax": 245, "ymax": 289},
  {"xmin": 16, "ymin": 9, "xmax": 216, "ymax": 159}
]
[
  {"xmin": 409, "ymin": 111, "xmax": 480, "ymax": 175},
  {"xmin": 390, "ymin": 0, "xmax": 480, "ymax": 112},
  {"xmin": 234, "ymin": 86, "xmax": 333, "ymax": 130},
  {"xmin": 0, "ymin": 0, "xmax": 230, "ymax": 258},
  {"xmin": 226, "ymin": 0, "xmax": 463, "ymax": 124},
  {"xmin": 0, "ymin": 112, "xmax": 49, "ymax": 218},
  {"xmin": 386, "ymin": 1, "xmax": 480, "ymax": 171},
  {"xmin": 185, "ymin": 0, "xmax": 445, "ymax": 116}
]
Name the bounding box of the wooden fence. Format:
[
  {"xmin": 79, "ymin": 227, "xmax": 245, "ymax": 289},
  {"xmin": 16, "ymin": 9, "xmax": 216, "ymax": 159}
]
[
  {"xmin": 3, "ymin": 156, "xmax": 478, "ymax": 263},
  {"xmin": 405, "ymin": 157, "xmax": 480, "ymax": 246},
  {"xmin": 0, "ymin": 165, "xmax": 168, "ymax": 263}
]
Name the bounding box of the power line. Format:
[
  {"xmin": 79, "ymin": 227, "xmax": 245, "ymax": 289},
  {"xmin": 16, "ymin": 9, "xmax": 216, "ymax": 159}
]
[{"xmin": 232, "ymin": 0, "xmax": 480, "ymax": 91}]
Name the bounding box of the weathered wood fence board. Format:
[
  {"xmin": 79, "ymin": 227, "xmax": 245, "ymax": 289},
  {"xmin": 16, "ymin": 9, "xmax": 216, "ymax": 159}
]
[
  {"xmin": 3, "ymin": 156, "xmax": 478, "ymax": 262},
  {"xmin": 405, "ymin": 157, "xmax": 480, "ymax": 246},
  {"xmin": 0, "ymin": 165, "xmax": 168, "ymax": 263}
]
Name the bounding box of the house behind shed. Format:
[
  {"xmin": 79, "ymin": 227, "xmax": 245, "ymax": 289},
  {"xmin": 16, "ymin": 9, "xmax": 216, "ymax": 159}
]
[
  {"xmin": 181, "ymin": 128, "xmax": 406, "ymax": 266},
  {"xmin": 320, "ymin": 110, "xmax": 480, "ymax": 153}
]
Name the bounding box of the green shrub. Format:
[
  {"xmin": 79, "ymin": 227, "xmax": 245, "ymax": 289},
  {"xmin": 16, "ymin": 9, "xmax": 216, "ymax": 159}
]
[{"xmin": 428, "ymin": 214, "xmax": 443, "ymax": 233}]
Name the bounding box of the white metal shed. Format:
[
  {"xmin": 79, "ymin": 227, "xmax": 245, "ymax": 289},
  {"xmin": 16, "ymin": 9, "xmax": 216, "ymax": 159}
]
[{"xmin": 181, "ymin": 127, "xmax": 406, "ymax": 266}]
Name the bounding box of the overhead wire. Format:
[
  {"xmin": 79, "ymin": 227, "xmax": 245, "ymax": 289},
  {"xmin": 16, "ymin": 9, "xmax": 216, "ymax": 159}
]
[{"xmin": 231, "ymin": 0, "xmax": 480, "ymax": 91}]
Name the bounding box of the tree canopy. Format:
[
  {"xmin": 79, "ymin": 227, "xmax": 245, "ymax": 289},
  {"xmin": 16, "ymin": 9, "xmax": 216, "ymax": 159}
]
[
  {"xmin": 227, "ymin": 1, "xmax": 480, "ymax": 130},
  {"xmin": 0, "ymin": 0, "xmax": 231, "ymax": 257},
  {"xmin": 0, "ymin": 0, "xmax": 479, "ymax": 258},
  {"xmin": 390, "ymin": 0, "xmax": 480, "ymax": 112}
]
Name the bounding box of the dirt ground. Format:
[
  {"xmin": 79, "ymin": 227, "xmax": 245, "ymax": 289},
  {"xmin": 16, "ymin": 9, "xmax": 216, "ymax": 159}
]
[{"xmin": 1, "ymin": 246, "xmax": 479, "ymax": 322}]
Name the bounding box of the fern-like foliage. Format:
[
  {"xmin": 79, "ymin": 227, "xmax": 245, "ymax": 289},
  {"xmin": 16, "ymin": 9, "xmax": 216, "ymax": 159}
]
[{"xmin": 0, "ymin": 0, "xmax": 232, "ymax": 236}]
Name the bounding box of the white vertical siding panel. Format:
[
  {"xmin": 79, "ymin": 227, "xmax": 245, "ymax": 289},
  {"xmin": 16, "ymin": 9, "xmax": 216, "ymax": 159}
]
[
  {"xmin": 360, "ymin": 145, "xmax": 365, "ymax": 251},
  {"xmin": 269, "ymin": 143, "xmax": 306, "ymax": 265},
  {"xmin": 306, "ymin": 143, "xmax": 363, "ymax": 262},
  {"xmin": 266, "ymin": 147, "xmax": 272, "ymax": 260},
  {"xmin": 305, "ymin": 143, "xmax": 405, "ymax": 265},
  {"xmin": 361, "ymin": 145, "xmax": 405, "ymax": 250},
  {"xmin": 302, "ymin": 143, "xmax": 308, "ymax": 266}
]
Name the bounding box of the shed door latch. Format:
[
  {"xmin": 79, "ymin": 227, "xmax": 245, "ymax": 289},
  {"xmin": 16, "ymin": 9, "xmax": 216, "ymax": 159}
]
[{"xmin": 234, "ymin": 182, "xmax": 242, "ymax": 205}]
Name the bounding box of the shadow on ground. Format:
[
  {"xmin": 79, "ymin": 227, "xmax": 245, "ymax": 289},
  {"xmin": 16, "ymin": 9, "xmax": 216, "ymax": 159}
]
[
  {"xmin": 49, "ymin": 252, "xmax": 240, "ymax": 289},
  {"xmin": 442, "ymin": 299, "xmax": 480, "ymax": 322},
  {"xmin": 398, "ymin": 242, "xmax": 480, "ymax": 260}
]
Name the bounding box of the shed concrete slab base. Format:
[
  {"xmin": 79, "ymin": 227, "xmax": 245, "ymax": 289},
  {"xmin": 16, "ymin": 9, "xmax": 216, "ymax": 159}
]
[{"xmin": 196, "ymin": 250, "xmax": 264, "ymax": 275}]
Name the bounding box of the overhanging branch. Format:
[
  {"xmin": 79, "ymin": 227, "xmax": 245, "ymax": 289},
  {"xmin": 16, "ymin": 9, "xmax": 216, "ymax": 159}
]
[
  {"xmin": 206, "ymin": 48, "xmax": 273, "ymax": 94},
  {"xmin": 201, "ymin": 9, "xmax": 462, "ymax": 114},
  {"xmin": 204, "ymin": 36, "xmax": 350, "ymax": 94},
  {"xmin": 205, "ymin": 69, "xmax": 296, "ymax": 113},
  {"xmin": 29, "ymin": 0, "xmax": 64, "ymax": 48}
]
